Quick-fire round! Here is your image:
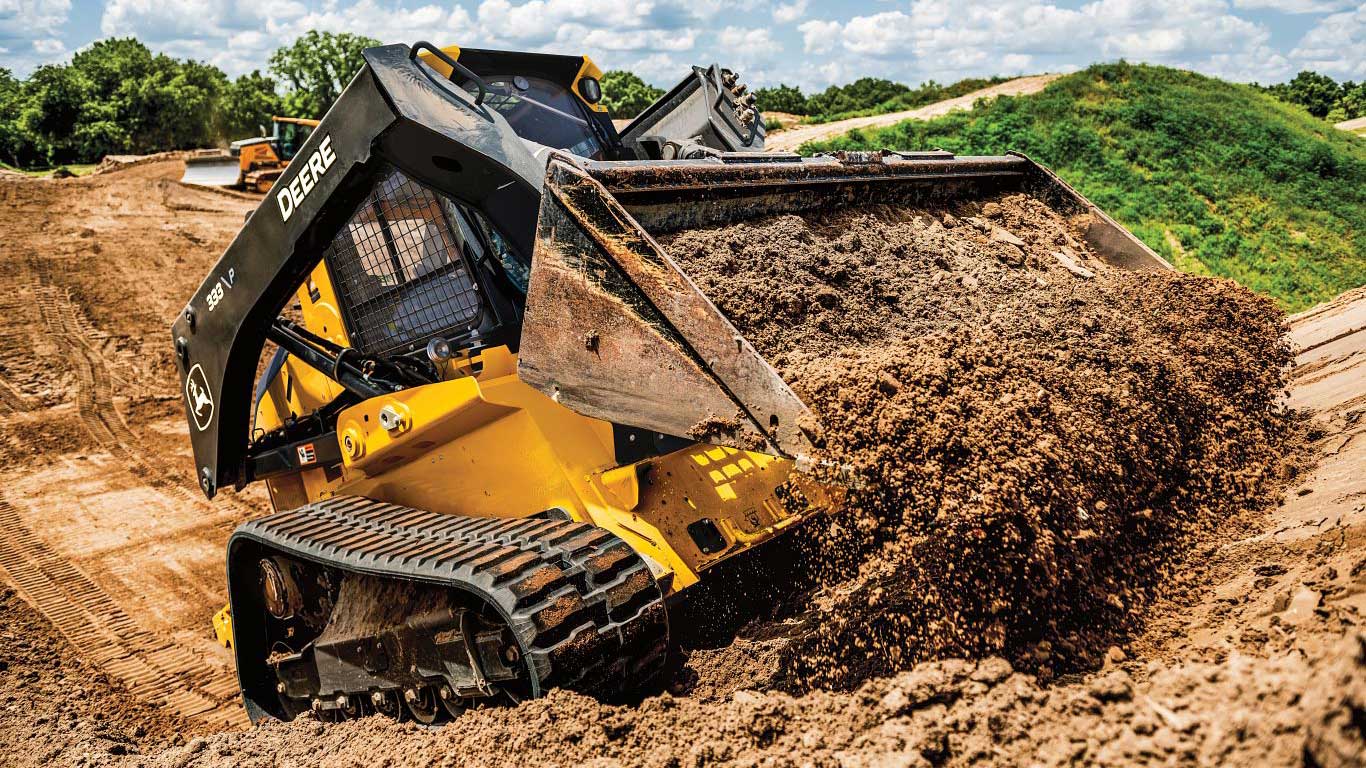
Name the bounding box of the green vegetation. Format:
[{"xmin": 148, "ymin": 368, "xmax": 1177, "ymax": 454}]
[
  {"xmin": 755, "ymin": 76, "xmax": 1009, "ymax": 123},
  {"xmin": 804, "ymin": 63, "xmax": 1366, "ymax": 311},
  {"xmin": 599, "ymin": 70, "xmax": 664, "ymax": 119},
  {"xmin": 1258, "ymin": 71, "xmax": 1365, "ymax": 123},
  {"xmin": 269, "ymin": 31, "xmax": 380, "ymax": 119},
  {"xmin": 0, "ymin": 32, "xmax": 373, "ymax": 169}
]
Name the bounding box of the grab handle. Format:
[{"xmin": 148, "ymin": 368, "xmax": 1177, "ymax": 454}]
[{"xmin": 409, "ymin": 41, "xmax": 488, "ymax": 106}]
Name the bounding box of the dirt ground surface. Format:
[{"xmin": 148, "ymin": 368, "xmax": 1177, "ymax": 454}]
[
  {"xmin": 0, "ymin": 160, "xmax": 1364, "ymax": 767},
  {"xmin": 763, "ymin": 75, "xmax": 1061, "ymax": 152},
  {"xmin": 0, "ymin": 161, "xmax": 266, "ymax": 731}
]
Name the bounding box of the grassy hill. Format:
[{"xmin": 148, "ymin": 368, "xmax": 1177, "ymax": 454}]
[{"xmin": 803, "ymin": 63, "xmax": 1366, "ymax": 311}]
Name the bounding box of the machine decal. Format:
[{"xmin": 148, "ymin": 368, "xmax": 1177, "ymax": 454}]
[
  {"xmin": 276, "ymin": 134, "xmax": 337, "ymax": 222},
  {"xmin": 186, "ymin": 363, "xmax": 215, "ymax": 432},
  {"xmin": 297, "ymin": 443, "xmax": 317, "ymax": 465},
  {"xmin": 205, "ymin": 267, "xmax": 235, "ymax": 312}
]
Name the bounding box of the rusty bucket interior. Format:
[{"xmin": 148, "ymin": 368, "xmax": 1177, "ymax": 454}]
[{"xmin": 517, "ymin": 151, "xmax": 1168, "ymax": 463}]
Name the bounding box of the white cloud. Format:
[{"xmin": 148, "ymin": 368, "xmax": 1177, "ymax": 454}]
[
  {"xmin": 788, "ymin": 0, "xmax": 1299, "ymax": 87},
  {"xmin": 1, "ymin": 0, "xmax": 1353, "ymax": 96},
  {"xmin": 1232, "ymin": 0, "xmax": 1354, "ymax": 12},
  {"xmin": 101, "ymin": 0, "xmax": 471, "ymax": 76},
  {"xmin": 581, "ymin": 27, "xmax": 697, "ymax": 52},
  {"xmin": 1290, "ymin": 3, "xmax": 1366, "ymax": 77},
  {"xmin": 798, "ymin": 18, "xmax": 841, "ymax": 54},
  {"xmin": 713, "ymin": 25, "xmax": 782, "ymax": 82},
  {"xmin": 1, "ymin": 0, "xmax": 70, "ymax": 72},
  {"xmin": 773, "ymin": 0, "xmax": 808, "ymax": 24}
]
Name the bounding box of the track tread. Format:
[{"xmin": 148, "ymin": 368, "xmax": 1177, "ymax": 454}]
[{"xmin": 230, "ymin": 497, "xmax": 668, "ymax": 712}]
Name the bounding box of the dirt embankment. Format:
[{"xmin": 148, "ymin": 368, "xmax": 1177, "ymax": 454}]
[
  {"xmin": 1, "ymin": 160, "xmax": 1364, "ymax": 768},
  {"xmin": 763, "ymin": 75, "xmax": 1061, "ymax": 152}
]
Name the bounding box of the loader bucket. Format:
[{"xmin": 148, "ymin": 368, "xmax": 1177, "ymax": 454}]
[
  {"xmin": 180, "ymin": 152, "xmax": 241, "ymax": 187},
  {"xmin": 518, "ymin": 150, "xmax": 1168, "ymax": 463}
]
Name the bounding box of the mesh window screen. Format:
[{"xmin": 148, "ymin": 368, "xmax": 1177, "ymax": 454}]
[{"xmin": 324, "ymin": 166, "xmax": 482, "ymax": 356}]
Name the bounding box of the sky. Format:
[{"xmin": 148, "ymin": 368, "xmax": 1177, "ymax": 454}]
[{"xmin": 2, "ymin": 0, "xmax": 1363, "ymax": 91}]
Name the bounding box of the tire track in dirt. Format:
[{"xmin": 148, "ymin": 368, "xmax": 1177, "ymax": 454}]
[
  {"xmin": 0, "ymin": 494, "xmax": 241, "ymax": 725},
  {"xmin": 17, "ymin": 258, "xmax": 248, "ymax": 726},
  {"xmin": 0, "ymin": 257, "xmax": 249, "ymax": 727},
  {"xmin": 0, "ymin": 168, "xmax": 257, "ymax": 728},
  {"xmin": 28, "ymin": 256, "xmax": 257, "ymax": 516},
  {"xmin": 0, "ymin": 259, "xmax": 42, "ymax": 414}
]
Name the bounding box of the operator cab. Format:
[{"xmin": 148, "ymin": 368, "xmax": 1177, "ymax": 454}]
[
  {"xmin": 433, "ymin": 47, "xmax": 622, "ymax": 160},
  {"xmin": 273, "ymin": 119, "xmax": 316, "ymax": 162}
]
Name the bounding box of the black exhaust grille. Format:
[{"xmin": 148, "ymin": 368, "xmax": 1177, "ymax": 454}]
[{"xmin": 324, "ymin": 166, "xmax": 482, "ymax": 356}]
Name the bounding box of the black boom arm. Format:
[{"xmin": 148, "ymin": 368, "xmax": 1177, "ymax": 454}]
[{"xmin": 170, "ymin": 44, "xmax": 545, "ymax": 498}]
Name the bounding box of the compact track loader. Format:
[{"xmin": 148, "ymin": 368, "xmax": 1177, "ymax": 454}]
[
  {"xmin": 182, "ymin": 116, "xmax": 321, "ymax": 191},
  {"xmin": 173, "ymin": 42, "xmax": 1167, "ymax": 724}
]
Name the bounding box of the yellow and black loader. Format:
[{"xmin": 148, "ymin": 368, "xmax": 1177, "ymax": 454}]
[{"xmin": 172, "ymin": 42, "xmax": 1166, "ymax": 723}]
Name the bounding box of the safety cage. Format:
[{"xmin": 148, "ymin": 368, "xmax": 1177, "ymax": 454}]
[{"xmin": 322, "ymin": 163, "xmax": 525, "ymax": 358}]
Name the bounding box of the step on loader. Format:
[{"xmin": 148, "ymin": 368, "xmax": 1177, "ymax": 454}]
[{"xmin": 172, "ymin": 42, "xmax": 1167, "ymax": 723}]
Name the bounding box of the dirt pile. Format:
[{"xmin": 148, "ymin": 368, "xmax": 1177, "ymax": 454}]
[{"xmin": 664, "ymin": 194, "xmax": 1302, "ymax": 687}]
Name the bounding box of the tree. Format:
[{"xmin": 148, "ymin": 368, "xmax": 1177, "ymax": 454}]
[
  {"xmin": 599, "ymin": 70, "xmax": 663, "ymax": 119},
  {"xmin": 0, "ymin": 69, "xmax": 43, "ymax": 167},
  {"xmin": 70, "ymin": 38, "xmax": 156, "ymax": 96},
  {"xmin": 754, "ymin": 84, "xmax": 807, "ymax": 114},
  {"xmin": 270, "ymin": 31, "xmax": 379, "ymax": 118},
  {"xmin": 1283, "ymin": 71, "xmax": 1342, "ymax": 118},
  {"xmin": 19, "ymin": 64, "xmax": 92, "ymax": 164},
  {"xmin": 220, "ymin": 71, "xmax": 284, "ymax": 139},
  {"xmin": 1339, "ymin": 82, "xmax": 1366, "ymax": 121},
  {"xmin": 805, "ymin": 77, "xmax": 909, "ymax": 117}
]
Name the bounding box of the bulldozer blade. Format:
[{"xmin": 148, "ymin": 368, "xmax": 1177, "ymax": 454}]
[
  {"xmin": 519, "ymin": 151, "xmax": 1168, "ymax": 462},
  {"xmin": 180, "ymin": 154, "xmax": 241, "ymax": 187}
]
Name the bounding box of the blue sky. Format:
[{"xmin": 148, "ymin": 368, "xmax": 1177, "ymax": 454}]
[{"xmin": 3, "ymin": 0, "xmax": 1363, "ymax": 90}]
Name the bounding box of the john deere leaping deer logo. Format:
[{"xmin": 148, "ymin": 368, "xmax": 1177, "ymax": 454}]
[{"xmin": 186, "ymin": 364, "xmax": 214, "ymax": 432}]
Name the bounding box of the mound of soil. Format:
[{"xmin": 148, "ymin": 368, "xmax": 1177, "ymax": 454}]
[
  {"xmin": 8, "ymin": 162, "xmax": 1359, "ymax": 768},
  {"xmin": 663, "ymin": 193, "xmax": 1302, "ymax": 687}
]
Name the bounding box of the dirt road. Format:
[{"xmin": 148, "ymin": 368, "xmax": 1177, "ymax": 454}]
[
  {"xmin": 764, "ymin": 74, "xmax": 1061, "ymax": 152},
  {"xmin": 0, "ymin": 162, "xmax": 265, "ymax": 729},
  {"xmin": 0, "ymin": 160, "xmax": 1363, "ymax": 766}
]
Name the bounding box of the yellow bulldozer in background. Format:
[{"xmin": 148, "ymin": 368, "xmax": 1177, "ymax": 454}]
[
  {"xmin": 181, "ymin": 116, "xmax": 320, "ymax": 191},
  {"xmin": 173, "ymin": 42, "xmax": 1163, "ymax": 724}
]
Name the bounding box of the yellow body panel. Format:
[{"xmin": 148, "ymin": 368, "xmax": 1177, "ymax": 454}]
[
  {"xmin": 212, "ymin": 604, "xmax": 233, "ymax": 648},
  {"xmin": 572, "ymin": 57, "xmax": 608, "ymax": 113},
  {"xmin": 417, "ymin": 44, "xmax": 608, "ymax": 115},
  {"xmin": 256, "ymin": 337, "xmax": 819, "ymax": 595}
]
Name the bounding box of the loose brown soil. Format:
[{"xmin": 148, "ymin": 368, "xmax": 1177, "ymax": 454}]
[
  {"xmin": 0, "ymin": 161, "xmax": 1363, "ymax": 768},
  {"xmin": 664, "ymin": 196, "xmax": 1303, "ymax": 689}
]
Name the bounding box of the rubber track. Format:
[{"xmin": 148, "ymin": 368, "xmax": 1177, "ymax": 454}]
[{"xmin": 232, "ymin": 497, "xmax": 669, "ymax": 700}]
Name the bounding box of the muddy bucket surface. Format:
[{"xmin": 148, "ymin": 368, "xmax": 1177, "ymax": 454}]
[{"xmin": 518, "ymin": 151, "xmax": 1168, "ymax": 463}]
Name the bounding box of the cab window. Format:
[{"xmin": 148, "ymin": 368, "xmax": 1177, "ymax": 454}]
[{"xmin": 470, "ymin": 75, "xmax": 602, "ymax": 159}]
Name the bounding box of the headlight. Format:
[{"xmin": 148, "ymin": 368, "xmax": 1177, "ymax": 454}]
[{"xmin": 580, "ymin": 77, "xmax": 602, "ymax": 104}]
